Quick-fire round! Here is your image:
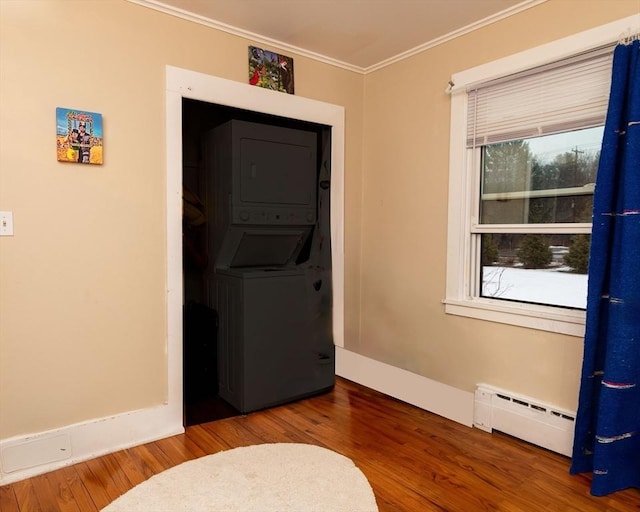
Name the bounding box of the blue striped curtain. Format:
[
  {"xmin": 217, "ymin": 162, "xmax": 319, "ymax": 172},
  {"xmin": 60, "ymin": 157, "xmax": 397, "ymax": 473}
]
[{"xmin": 570, "ymin": 39, "xmax": 640, "ymax": 496}]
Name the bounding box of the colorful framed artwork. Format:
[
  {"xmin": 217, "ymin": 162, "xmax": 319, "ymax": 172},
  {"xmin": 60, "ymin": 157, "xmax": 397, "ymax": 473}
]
[
  {"xmin": 56, "ymin": 107, "xmax": 103, "ymax": 164},
  {"xmin": 249, "ymin": 46, "xmax": 294, "ymax": 95}
]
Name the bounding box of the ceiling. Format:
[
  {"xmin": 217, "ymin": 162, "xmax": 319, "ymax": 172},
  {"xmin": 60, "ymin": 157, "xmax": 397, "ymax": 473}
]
[{"xmin": 135, "ymin": 0, "xmax": 543, "ymax": 72}]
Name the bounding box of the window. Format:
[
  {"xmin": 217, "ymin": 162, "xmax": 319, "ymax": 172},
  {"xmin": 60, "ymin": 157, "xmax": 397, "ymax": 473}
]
[
  {"xmin": 444, "ymin": 17, "xmax": 635, "ymax": 337},
  {"xmin": 477, "ymin": 127, "xmax": 601, "ymax": 310}
]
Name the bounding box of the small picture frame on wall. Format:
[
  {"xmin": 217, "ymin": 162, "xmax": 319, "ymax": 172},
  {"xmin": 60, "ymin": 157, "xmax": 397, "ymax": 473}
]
[
  {"xmin": 249, "ymin": 46, "xmax": 294, "ymax": 95},
  {"xmin": 56, "ymin": 107, "xmax": 103, "ymax": 164}
]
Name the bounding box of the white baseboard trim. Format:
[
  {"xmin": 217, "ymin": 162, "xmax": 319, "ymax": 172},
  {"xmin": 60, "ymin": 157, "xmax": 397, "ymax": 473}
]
[
  {"xmin": 0, "ymin": 403, "xmax": 183, "ymax": 486},
  {"xmin": 335, "ymin": 347, "xmax": 474, "ymax": 427},
  {"xmin": 1, "ymin": 349, "xmax": 472, "ymax": 485}
]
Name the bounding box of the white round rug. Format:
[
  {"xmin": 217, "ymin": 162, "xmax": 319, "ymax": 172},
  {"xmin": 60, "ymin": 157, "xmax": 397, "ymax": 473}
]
[{"xmin": 101, "ymin": 443, "xmax": 378, "ymax": 511}]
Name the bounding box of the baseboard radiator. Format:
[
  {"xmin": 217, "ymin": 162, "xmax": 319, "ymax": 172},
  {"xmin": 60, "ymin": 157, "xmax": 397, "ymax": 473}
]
[{"xmin": 474, "ymin": 384, "xmax": 576, "ymax": 457}]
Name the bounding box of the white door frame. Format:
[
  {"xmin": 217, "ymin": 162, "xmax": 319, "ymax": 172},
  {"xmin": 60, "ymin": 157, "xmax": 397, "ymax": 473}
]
[{"xmin": 165, "ymin": 66, "xmax": 345, "ymax": 423}]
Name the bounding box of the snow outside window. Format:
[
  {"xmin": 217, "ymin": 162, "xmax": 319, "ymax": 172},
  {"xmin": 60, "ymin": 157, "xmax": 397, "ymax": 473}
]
[{"xmin": 443, "ymin": 17, "xmax": 635, "ymax": 337}]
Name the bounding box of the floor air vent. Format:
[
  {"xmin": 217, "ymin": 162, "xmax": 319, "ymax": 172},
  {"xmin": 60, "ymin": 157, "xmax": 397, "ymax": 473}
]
[{"xmin": 474, "ymin": 384, "xmax": 575, "ymax": 457}]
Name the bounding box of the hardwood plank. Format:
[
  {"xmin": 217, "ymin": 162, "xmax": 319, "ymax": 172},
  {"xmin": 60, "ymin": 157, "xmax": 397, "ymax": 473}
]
[
  {"xmin": 154, "ymin": 435, "xmax": 201, "ymax": 466},
  {"xmin": 41, "ymin": 470, "xmax": 83, "ymax": 512},
  {"xmin": 184, "ymin": 424, "xmax": 230, "ymax": 454},
  {"xmin": 127, "ymin": 443, "xmax": 172, "ymax": 476},
  {"xmin": 79, "ymin": 458, "xmax": 122, "ymax": 508},
  {"xmin": 200, "ymin": 415, "xmax": 265, "ymax": 448},
  {"xmin": 4, "ymin": 377, "xmax": 639, "ymax": 511},
  {"xmin": 109, "ymin": 449, "xmax": 150, "ymax": 489},
  {"xmin": 233, "ymin": 411, "xmax": 299, "ymax": 445},
  {"xmin": 0, "ymin": 484, "xmax": 20, "ymax": 512},
  {"xmin": 11, "ymin": 479, "xmax": 42, "ymax": 512},
  {"xmin": 59, "ymin": 467, "xmax": 99, "ymax": 512},
  {"xmin": 100, "ymin": 453, "xmax": 134, "ymax": 495},
  {"xmin": 71, "ymin": 462, "xmax": 111, "ymax": 511},
  {"xmin": 27, "ymin": 474, "xmax": 61, "ymax": 512}
]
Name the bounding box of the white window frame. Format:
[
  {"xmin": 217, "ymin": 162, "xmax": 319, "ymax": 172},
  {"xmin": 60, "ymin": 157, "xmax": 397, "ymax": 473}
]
[{"xmin": 444, "ymin": 15, "xmax": 639, "ymax": 337}]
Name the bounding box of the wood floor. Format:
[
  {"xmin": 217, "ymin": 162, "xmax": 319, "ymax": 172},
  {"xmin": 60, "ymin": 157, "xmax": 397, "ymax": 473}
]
[{"xmin": 1, "ymin": 377, "xmax": 638, "ymax": 511}]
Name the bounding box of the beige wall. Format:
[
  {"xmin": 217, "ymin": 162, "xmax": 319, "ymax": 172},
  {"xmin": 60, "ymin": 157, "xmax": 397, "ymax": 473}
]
[
  {"xmin": 0, "ymin": 0, "xmax": 363, "ymax": 439},
  {"xmin": 359, "ymin": 0, "xmax": 639, "ymax": 410},
  {"xmin": 0, "ymin": 0, "xmax": 637, "ymax": 442}
]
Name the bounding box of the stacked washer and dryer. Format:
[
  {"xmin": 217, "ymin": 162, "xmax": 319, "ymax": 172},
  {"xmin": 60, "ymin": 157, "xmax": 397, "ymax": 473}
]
[{"xmin": 203, "ymin": 119, "xmax": 334, "ymax": 414}]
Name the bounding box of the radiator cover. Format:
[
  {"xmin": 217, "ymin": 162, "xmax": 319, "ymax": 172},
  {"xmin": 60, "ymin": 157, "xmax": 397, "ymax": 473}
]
[{"xmin": 474, "ymin": 384, "xmax": 576, "ymax": 457}]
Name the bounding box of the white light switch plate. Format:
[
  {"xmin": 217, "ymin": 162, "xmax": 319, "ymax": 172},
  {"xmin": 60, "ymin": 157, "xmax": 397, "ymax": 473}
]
[{"xmin": 0, "ymin": 211, "xmax": 14, "ymax": 236}]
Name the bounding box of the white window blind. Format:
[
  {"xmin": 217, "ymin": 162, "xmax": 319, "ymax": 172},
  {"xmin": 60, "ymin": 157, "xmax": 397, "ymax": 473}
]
[{"xmin": 467, "ymin": 46, "xmax": 614, "ymax": 147}]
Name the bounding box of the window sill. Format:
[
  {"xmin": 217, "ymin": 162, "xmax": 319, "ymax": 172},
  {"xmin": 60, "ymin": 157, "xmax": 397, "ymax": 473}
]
[{"xmin": 443, "ymin": 298, "xmax": 585, "ymax": 337}]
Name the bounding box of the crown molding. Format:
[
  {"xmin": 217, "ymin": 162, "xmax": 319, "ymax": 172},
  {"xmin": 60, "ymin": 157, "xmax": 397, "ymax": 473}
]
[
  {"xmin": 127, "ymin": 0, "xmax": 365, "ymax": 73},
  {"xmin": 362, "ymin": 0, "xmax": 547, "ymax": 73},
  {"xmin": 128, "ymin": 0, "xmax": 547, "ymax": 75}
]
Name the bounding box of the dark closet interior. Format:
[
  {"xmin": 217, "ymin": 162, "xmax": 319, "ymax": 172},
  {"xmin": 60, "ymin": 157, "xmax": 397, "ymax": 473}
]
[{"xmin": 182, "ymin": 98, "xmax": 335, "ymax": 426}]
